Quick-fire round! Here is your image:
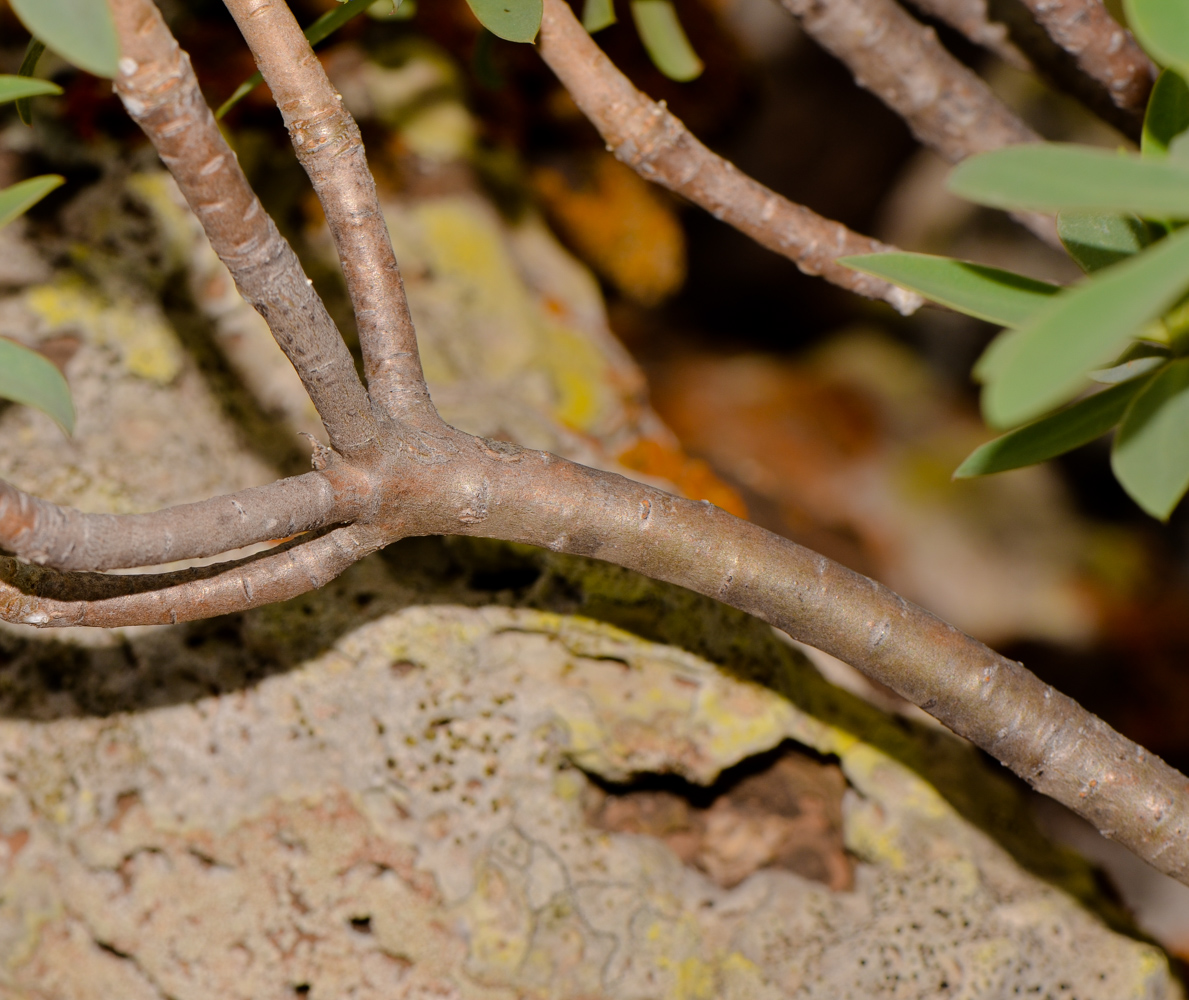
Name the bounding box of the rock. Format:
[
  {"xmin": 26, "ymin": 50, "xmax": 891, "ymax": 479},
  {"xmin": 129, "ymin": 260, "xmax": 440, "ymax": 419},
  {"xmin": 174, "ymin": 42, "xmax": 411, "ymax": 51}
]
[{"xmin": 0, "ymin": 595, "xmax": 1175, "ymax": 999}]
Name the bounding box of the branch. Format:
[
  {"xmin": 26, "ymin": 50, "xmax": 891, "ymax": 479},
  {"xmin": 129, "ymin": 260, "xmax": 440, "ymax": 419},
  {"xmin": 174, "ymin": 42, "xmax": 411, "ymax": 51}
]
[
  {"xmin": 110, "ymin": 0, "xmax": 379, "ymax": 457},
  {"xmin": 444, "ymin": 445, "xmax": 1189, "ymax": 886},
  {"xmin": 1012, "ymin": 0, "xmax": 1154, "ymax": 115},
  {"xmin": 778, "ymin": 0, "xmax": 1060, "ymax": 246},
  {"xmin": 0, "ymin": 525, "xmax": 380, "ymax": 626},
  {"xmin": 902, "ymin": 0, "xmax": 1028, "ymax": 67},
  {"xmin": 0, "ymin": 469, "xmax": 373, "ymax": 571},
  {"xmin": 536, "ymin": 0, "xmax": 924, "ymax": 315},
  {"xmin": 220, "ymin": 0, "xmax": 432, "ymax": 420}
]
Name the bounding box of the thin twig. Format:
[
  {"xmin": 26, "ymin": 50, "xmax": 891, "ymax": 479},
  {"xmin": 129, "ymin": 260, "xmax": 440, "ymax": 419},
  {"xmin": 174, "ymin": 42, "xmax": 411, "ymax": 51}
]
[
  {"xmin": 0, "ymin": 472, "xmax": 370, "ymax": 572},
  {"xmin": 1012, "ymin": 0, "xmax": 1153, "ymax": 114},
  {"xmin": 110, "ymin": 0, "xmax": 379, "ymax": 457},
  {"xmin": 221, "ymin": 0, "xmax": 432, "ymax": 420},
  {"xmin": 536, "ymin": 0, "xmax": 924, "ymax": 315},
  {"xmin": 778, "ymin": 0, "xmax": 1059, "ymax": 246},
  {"xmin": 902, "ymin": 0, "xmax": 1028, "ymax": 67},
  {"xmin": 0, "ymin": 525, "xmax": 380, "ymax": 626},
  {"xmin": 782, "ymin": 0, "xmax": 1038, "ymax": 158}
]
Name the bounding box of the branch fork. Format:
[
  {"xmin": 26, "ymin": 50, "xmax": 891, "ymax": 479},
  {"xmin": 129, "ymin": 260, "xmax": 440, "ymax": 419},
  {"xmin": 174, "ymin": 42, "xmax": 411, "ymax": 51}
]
[{"xmin": 0, "ymin": 0, "xmax": 1184, "ymax": 887}]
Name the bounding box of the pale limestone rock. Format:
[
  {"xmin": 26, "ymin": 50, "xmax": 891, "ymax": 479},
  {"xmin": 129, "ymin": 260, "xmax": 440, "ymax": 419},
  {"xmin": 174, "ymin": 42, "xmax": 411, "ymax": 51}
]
[{"xmin": 0, "ymin": 604, "xmax": 1176, "ymax": 999}]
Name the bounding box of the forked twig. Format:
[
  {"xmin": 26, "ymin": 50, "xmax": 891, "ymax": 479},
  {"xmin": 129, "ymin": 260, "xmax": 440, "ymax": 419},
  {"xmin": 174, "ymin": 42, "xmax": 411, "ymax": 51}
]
[
  {"xmin": 0, "ymin": 0, "xmax": 1185, "ymax": 889},
  {"xmin": 221, "ymin": 0, "xmax": 433, "ymax": 421},
  {"xmin": 111, "ymin": 0, "xmax": 379, "ymax": 456}
]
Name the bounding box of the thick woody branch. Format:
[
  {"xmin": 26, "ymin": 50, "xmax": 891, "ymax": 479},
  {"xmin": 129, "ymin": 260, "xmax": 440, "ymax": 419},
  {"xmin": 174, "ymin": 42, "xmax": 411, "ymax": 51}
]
[
  {"xmin": 0, "ymin": 525, "xmax": 380, "ymax": 627},
  {"xmin": 536, "ymin": 0, "xmax": 923, "ymax": 315},
  {"xmin": 221, "ymin": 0, "xmax": 431, "ymax": 420},
  {"xmin": 779, "ymin": 0, "xmax": 1059, "ymax": 245},
  {"xmin": 0, "ymin": 470, "xmax": 372, "ymax": 572},
  {"xmin": 110, "ymin": 0, "xmax": 379, "ymax": 456},
  {"xmin": 433, "ymin": 445, "xmax": 1189, "ymax": 885},
  {"xmin": 1012, "ymin": 0, "xmax": 1153, "ymax": 114}
]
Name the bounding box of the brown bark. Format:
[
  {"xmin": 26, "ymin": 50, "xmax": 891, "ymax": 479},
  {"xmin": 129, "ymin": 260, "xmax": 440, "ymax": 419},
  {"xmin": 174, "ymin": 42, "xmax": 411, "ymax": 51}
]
[
  {"xmin": 903, "ymin": 0, "xmax": 1028, "ymax": 67},
  {"xmin": 110, "ymin": 0, "xmax": 379, "ymax": 457},
  {"xmin": 0, "ymin": 472, "xmax": 368, "ymax": 572},
  {"xmin": 0, "ymin": 0, "xmax": 1177, "ymax": 887},
  {"xmin": 0, "ymin": 525, "xmax": 381, "ymax": 626},
  {"xmin": 221, "ymin": 0, "xmax": 431, "ymax": 422},
  {"xmin": 535, "ymin": 0, "xmax": 924, "ymax": 315},
  {"xmin": 775, "ymin": 0, "xmax": 1060, "ymax": 245},
  {"xmin": 783, "ymin": 0, "xmax": 1039, "ymax": 159},
  {"xmin": 1014, "ymin": 0, "xmax": 1154, "ymax": 114}
]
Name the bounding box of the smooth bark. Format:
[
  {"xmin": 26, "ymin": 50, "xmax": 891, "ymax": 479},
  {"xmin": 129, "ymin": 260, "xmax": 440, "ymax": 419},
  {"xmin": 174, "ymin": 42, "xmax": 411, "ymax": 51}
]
[
  {"xmin": 111, "ymin": 0, "xmax": 379, "ymax": 456},
  {"xmin": 536, "ymin": 0, "xmax": 924, "ymax": 315}
]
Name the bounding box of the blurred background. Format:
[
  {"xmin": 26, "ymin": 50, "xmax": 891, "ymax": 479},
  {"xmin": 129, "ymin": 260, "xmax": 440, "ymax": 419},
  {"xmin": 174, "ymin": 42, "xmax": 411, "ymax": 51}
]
[{"xmin": 2, "ymin": 0, "xmax": 1188, "ymax": 960}]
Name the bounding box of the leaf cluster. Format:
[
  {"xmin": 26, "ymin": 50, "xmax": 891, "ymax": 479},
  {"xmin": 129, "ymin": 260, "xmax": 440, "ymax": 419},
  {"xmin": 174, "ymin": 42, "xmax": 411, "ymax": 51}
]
[{"xmin": 845, "ymin": 0, "xmax": 1189, "ymax": 520}]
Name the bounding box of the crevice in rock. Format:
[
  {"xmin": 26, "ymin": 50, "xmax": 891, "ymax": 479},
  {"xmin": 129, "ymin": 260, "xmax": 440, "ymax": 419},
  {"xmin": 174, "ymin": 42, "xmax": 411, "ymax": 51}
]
[{"xmin": 582, "ymin": 741, "xmax": 854, "ymax": 891}]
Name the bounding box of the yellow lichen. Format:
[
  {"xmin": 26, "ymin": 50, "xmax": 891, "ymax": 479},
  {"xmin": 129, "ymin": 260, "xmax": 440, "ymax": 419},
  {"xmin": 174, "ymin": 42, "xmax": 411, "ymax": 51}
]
[{"xmin": 25, "ymin": 278, "xmax": 183, "ymax": 384}]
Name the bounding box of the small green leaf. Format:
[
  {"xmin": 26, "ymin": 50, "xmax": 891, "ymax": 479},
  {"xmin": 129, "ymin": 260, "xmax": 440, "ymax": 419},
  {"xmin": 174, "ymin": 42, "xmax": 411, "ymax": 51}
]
[
  {"xmin": 948, "ymin": 144, "xmax": 1189, "ymax": 218},
  {"xmin": 631, "ymin": 0, "xmax": 703, "ymax": 81},
  {"xmin": 0, "ymin": 338, "xmax": 74, "ymax": 434},
  {"xmin": 9, "ymin": 0, "xmax": 118, "ymax": 79},
  {"xmin": 1112, "ymin": 358, "xmax": 1189, "ymax": 519},
  {"xmin": 583, "ymin": 0, "xmax": 617, "ymax": 32},
  {"xmin": 1126, "ymin": 0, "xmax": 1189, "ymax": 80},
  {"xmin": 1143, "ymin": 69, "xmax": 1189, "ymax": 158},
  {"xmin": 0, "ymin": 175, "xmax": 64, "ymax": 231},
  {"xmin": 956, "ymin": 375, "xmax": 1155, "ymax": 478},
  {"xmin": 839, "ymin": 252, "xmax": 1059, "ymax": 327},
  {"xmin": 1057, "ymin": 210, "xmax": 1153, "ymax": 273},
  {"xmin": 981, "ymin": 222, "xmax": 1189, "ymax": 428},
  {"xmin": 217, "ymin": 0, "xmax": 378, "ymax": 119},
  {"xmin": 1089, "ymin": 342, "xmax": 1169, "ymax": 383},
  {"xmin": 0, "ymin": 75, "xmax": 60, "ymax": 105},
  {"xmin": 15, "ymin": 39, "xmax": 48, "ymax": 126},
  {"xmin": 465, "ymin": 0, "xmax": 542, "ymax": 43}
]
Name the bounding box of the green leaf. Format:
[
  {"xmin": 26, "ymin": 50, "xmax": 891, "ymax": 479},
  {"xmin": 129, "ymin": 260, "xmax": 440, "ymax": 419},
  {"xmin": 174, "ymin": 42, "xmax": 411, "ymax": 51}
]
[
  {"xmin": 0, "ymin": 338, "xmax": 74, "ymax": 434},
  {"xmin": 0, "ymin": 175, "xmax": 64, "ymax": 231},
  {"xmin": 631, "ymin": 0, "xmax": 703, "ymax": 81},
  {"xmin": 948, "ymin": 144, "xmax": 1189, "ymax": 218},
  {"xmin": 0, "ymin": 75, "xmax": 60, "ymax": 105},
  {"xmin": 1057, "ymin": 210, "xmax": 1153, "ymax": 273},
  {"xmin": 1112, "ymin": 358, "xmax": 1189, "ymax": 519},
  {"xmin": 839, "ymin": 252, "xmax": 1059, "ymax": 327},
  {"xmin": 583, "ymin": 0, "xmax": 617, "ymax": 32},
  {"xmin": 1126, "ymin": 0, "xmax": 1189, "ymax": 80},
  {"xmin": 981, "ymin": 222, "xmax": 1189, "ymax": 428},
  {"xmin": 973, "ymin": 328, "xmax": 1020, "ymax": 384},
  {"xmin": 465, "ymin": 0, "xmax": 542, "ymax": 43},
  {"xmin": 1089, "ymin": 342, "xmax": 1169, "ymax": 383},
  {"xmin": 9, "ymin": 0, "xmax": 118, "ymax": 79},
  {"xmin": 15, "ymin": 39, "xmax": 48, "ymax": 126},
  {"xmin": 216, "ymin": 0, "xmax": 378, "ymax": 119},
  {"xmin": 1143, "ymin": 69, "xmax": 1189, "ymax": 158},
  {"xmin": 956, "ymin": 375, "xmax": 1155, "ymax": 478}
]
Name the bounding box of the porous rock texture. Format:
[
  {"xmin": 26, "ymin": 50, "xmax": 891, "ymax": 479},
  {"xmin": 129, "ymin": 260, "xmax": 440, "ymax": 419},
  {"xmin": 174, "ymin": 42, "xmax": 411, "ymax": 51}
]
[{"xmin": 0, "ymin": 579, "xmax": 1177, "ymax": 1000}]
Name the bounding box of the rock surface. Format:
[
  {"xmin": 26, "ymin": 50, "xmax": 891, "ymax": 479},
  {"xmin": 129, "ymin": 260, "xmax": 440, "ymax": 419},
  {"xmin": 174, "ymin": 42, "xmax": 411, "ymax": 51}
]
[{"xmin": 0, "ymin": 595, "xmax": 1177, "ymax": 999}]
